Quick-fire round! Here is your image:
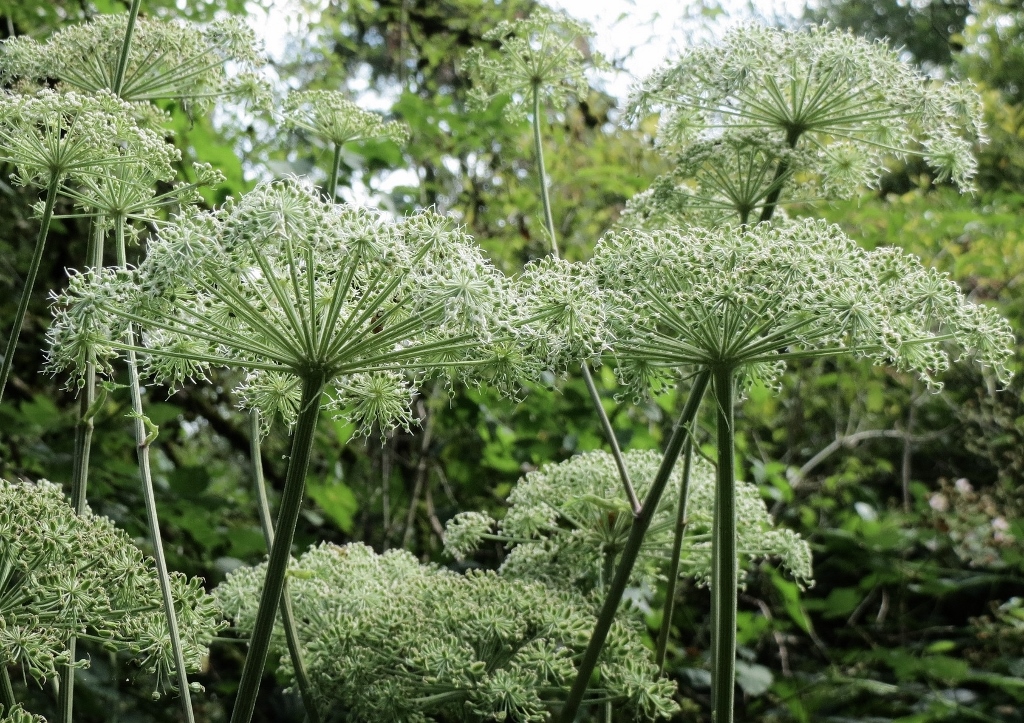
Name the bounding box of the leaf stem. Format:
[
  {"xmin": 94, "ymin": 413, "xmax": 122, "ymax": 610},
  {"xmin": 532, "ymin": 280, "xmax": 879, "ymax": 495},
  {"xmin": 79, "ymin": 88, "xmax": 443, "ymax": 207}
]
[
  {"xmin": 116, "ymin": 219, "xmax": 196, "ymax": 723},
  {"xmin": 710, "ymin": 365, "xmax": 737, "ymax": 723},
  {"xmin": 655, "ymin": 436, "xmax": 694, "ymax": 671},
  {"xmin": 0, "ymin": 176, "xmax": 59, "ymax": 402},
  {"xmin": 531, "ymin": 82, "xmax": 559, "ymax": 259},
  {"xmin": 230, "ymin": 371, "xmax": 326, "ymax": 723},
  {"xmin": 248, "ymin": 411, "xmax": 322, "ymax": 723},
  {"xmin": 558, "ymin": 370, "xmax": 710, "ymax": 723}
]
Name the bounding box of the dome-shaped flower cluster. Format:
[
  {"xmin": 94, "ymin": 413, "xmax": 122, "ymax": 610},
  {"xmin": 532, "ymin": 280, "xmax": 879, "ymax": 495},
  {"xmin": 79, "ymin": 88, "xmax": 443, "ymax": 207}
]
[
  {"xmin": 0, "ymin": 14, "xmax": 268, "ymax": 111},
  {"xmin": 628, "ymin": 24, "xmax": 985, "ymax": 223},
  {"xmin": 47, "ymin": 179, "xmax": 518, "ymax": 433},
  {"xmin": 462, "ymin": 9, "xmax": 603, "ymax": 122},
  {"xmin": 215, "ymin": 542, "xmax": 679, "ymax": 722},
  {"xmin": 590, "ymin": 218, "xmax": 1013, "ymax": 398},
  {"xmin": 445, "ymin": 449, "xmax": 812, "ymax": 591},
  {"xmin": 282, "ymin": 91, "xmax": 409, "ymax": 148},
  {"xmin": 0, "ymin": 478, "xmax": 220, "ymax": 689}
]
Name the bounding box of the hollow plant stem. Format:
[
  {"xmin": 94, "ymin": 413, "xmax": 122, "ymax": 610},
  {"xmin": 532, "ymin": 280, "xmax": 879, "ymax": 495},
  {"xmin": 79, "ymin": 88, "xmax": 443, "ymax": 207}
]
[
  {"xmin": 60, "ymin": 218, "xmax": 105, "ymax": 723},
  {"xmin": 231, "ymin": 372, "xmax": 327, "ymax": 723},
  {"xmin": 1, "ymin": 666, "xmax": 15, "ymax": 712},
  {"xmin": 655, "ymin": 437, "xmax": 694, "ymax": 672},
  {"xmin": 0, "ymin": 176, "xmax": 60, "ymax": 402},
  {"xmin": 115, "ymin": 220, "xmax": 196, "ymax": 723},
  {"xmin": 529, "ymin": 80, "xmax": 640, "ymax": 514},
  {"xmin": 248, "ymin": 411, "xmax": 322, "ymax": 723},
  {"xmin": 710, "ymin": 365, "xmax": 737, "ymax": 723},
  {"xmin": 558, "ymin": 370, "xmax": 710, "ymax": 723},
  {"xmin": 327, "ymin": 142, "xmax": 343, "ymax": 203}
]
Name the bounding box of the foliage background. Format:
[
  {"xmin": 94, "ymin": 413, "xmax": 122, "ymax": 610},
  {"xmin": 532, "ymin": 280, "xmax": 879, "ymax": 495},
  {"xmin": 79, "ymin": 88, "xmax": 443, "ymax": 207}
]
[{"xmin": 0, "ymin": 0, "xmax": 1022, "ymax": 720}]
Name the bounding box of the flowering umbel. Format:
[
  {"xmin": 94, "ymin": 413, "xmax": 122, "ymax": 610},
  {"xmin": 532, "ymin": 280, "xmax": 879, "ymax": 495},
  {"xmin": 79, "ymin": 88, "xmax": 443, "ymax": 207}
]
[
  {"xmin": 0, "ymin": 478, "xmax": 221, "ymax": 689},
  {"xmin": 591, "ymin": 218, "xmax": 1013, "ymax": 399},
  {"xmin": 462, "ymin": 9, "xmax": 603, "ymax": 122},
  {"xmin": 215, "ymin": 543, "xmax": 679, "ymax": 722},
  {"xmin": 48, "ymin": 178, "xmax": 515, "ymax": 434},
  {"xmin": 282, "ymin": 91, "xmax": 409, "ymax": 148},
  {"xmin": 445, "ymin": 450, "xmax": 812, "ymax": 591}
]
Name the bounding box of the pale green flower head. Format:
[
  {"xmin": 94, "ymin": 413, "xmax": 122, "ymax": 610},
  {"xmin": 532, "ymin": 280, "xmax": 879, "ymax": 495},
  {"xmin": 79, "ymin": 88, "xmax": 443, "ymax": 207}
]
[
  {"xmin": 48, "ymin": 179, "xmax": 517, "ymax": 433},
  {"xmin": 629, "ymin": 23, "xmax": 985, "ymax": 216},
  {"xmin": 282, "ymin": 90, "xmax": 409, "ymax": 148},
  {"xmin": 463, "ymin": 9, "xmax": 604, "ymax": 122},
  {"xmin": 0, "ymin": 14, "xmax": 269, "ymax": 111},
  {"xmin": 0, "ymin": 705, "xmax": 45, "ymax": 723},
  {"xmin": 215, "ymin": 542, "xmax": 679, "ymax": 721},
  {"xmin": 0, "ymin": 89, "xmax": 169, "ymax": 190},
  {"xmin": 591, "ymin": 219, "xmax": 1014, "ymax": 399},
  {"xmin": 445, "ymin": 449, "xmax": 813, "ymax": 591},
  {"xmin": 0, "ymin": 478, "xmax": 221, "ymax": 690}
]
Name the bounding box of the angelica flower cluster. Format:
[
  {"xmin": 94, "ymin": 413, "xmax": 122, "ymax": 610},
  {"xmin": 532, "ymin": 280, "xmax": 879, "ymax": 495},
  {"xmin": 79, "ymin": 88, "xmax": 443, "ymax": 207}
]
[
  {"xmin": 445, "ymin": 450, "xmax": 812, "ymax": 591},
  {"xmin": 591, "ymin": 218, "xmax": 1013, "ymax": 398},
  {"xmin": 0, "ymin": 14, "xmax": 268, "ymax": 111},
  {"xmin": 462, "ymin": 9, "xmax": 602, "ymax": 121},
  {"xmin": 282, "ymin": 91, "xmax": 409, "ymax": 148},
  {"xmin": 0, "ymin": 478, "xmax": 220, "ymax": 688},
  {"xmin": 215, "ymin": 542, "xmax": 679, "ymax": 722},
  {"xmin": 628, "ymin": 24, "xmax": 985, "ymax": 223},
  {"xmin": 48, "ymin": 179, "xmax": 519, "ymax": 435}
]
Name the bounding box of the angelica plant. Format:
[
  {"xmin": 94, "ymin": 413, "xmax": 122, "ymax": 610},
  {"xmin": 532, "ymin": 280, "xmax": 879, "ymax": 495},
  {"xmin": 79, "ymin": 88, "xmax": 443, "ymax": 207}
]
[
  {"xmin": 0, "ymin": 478, "xmax": 220, "ymax": 714},
  {"xmin": 628, "ymin": 24, "xmax": 984, "ymax": 225},
  {"xmin": 0, "ymin": 88, "xmax": 169, "ymax": 401},
  {"xmin": 282, "ymin": 91, "xmax": 409, "ymax": 201},
  {"xmin": 0, "ymin": 12, "xmax": 268, "ymax": 112},
  {"xmin": 216, "ymin": 542, "xmax": 679, "ymax": 722},
  {"xmin": 445, "ymin": 449, "xmax": 811, "ymax": 593},
  {"xmin": 49, "ymin": 178, "xmax": 515, "ymax": 723}
]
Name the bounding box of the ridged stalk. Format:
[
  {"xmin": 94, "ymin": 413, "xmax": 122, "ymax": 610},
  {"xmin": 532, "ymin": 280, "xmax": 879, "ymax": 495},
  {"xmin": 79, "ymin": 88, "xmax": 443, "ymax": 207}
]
[
  {"xmin": 116, "ymin": 220, "xmax": 196, "ymax": 723},
  {"xmin": 327, "ymin": 143, "xmax": 343, "ymax": 203},
  {"xmin": 710, "ymin": 365, "xmax": 737, "ymax": 723},
  {"xmin": 111, "ymin": 0, "xmax": 142, "ymax": 96},
  {"xmin": 59, "ymin": 218, "xmax": 105, "ymax": 723},
  {"xmin": 655, "ymin": 437, "xmax": 694, "ymax": 671},
  {"xmin": 248, "ymin": 411, "xmax": 322, "ymax": 723},
  {"xmin": 230, "ymin": 372, "xmax": 326, "ymax": 723},
  {"xmin": 1, "ymin": 666, "xmax": 15, "ymax": 712},
  {"xmin": 0, "ymin": 176, "xmax": 60, "ymax": 402},
  {"xmin": 558, "ymin": 371, "xmax": 710, "ymax": 722}
]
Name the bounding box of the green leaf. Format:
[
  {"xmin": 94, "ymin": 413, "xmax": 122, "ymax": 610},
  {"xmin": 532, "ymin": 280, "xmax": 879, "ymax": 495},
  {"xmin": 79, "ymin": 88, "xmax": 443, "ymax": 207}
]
[{"xmin": 307, "ymin": 480, "xmax": 359, "ymax": 534}]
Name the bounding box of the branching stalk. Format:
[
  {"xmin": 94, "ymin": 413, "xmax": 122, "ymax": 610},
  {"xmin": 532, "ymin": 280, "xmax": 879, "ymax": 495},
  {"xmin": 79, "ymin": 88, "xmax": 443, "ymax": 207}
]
[
  {"xmin": 0, "ymin": 176, "xmax": 60, "ymax": 402},
  {"xmin": 558, "ymin": 370, "xmax": 710, "ymax": 722},
  {"xmin": 248, "ymin": 411, "xmax": 322, "ymax": 723},
  {"xmin": 116, "ymin": 220, "xmax": 196, "ymax": 723},
  {"xmin": 531, "ymin": 82, "xmax": 559, "ymax": 260},
  {"xmin": 655, "ymin": 437, "xmax": 694, "ymax": 671},
  {"xmin": 111, "ymin": 0, "xmax": 143, "ymax": 96},
  {"xmin": 1, "ymin": 666, "xmax": 15, "ymax": 713},
  {"xmin": 710, "ymin": 365, "xmax": 738, "ymax": 723},
  {"xmin": 230, "ymin": 372, "xmax": 327, "ymax": 723},
  {"xmin": 327, "ymin": 142, "xmax": 343, "ymax": 203}
]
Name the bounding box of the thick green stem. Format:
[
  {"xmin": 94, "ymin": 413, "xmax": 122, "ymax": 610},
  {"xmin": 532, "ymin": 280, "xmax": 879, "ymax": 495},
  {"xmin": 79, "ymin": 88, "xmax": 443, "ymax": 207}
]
[
  {"xmin": 558, "ymin": 371, "xmax": 710, "ymax": 723},
  {"xmin": 710, "ymin": 366, "xmax": 737, "ymax": 723},
  {"xmin": 757, "ymin": 131, "xmax": 800, "ymax": 224},
  {"xmin": 0, "ymin": 177, "xmax": 59, "ymax": 402},
  {"xmin": 327, "ymin": 142, "xmax": 343, "ymax": 203},
  {"xmin": 230, "ymin": 373, "xmax": 326, "ymax": 723},
  {"xmin": 655, "ymin": 437, "xmax": 695, "ymax": 672},
  {"xmin": 116, "ymin": 221, "xmax": 196, "ymax": 723},
  {"xmin": 111, "ymin": 0, "xmax": 142, "ymax": 96},
  {"xmin": 60, "ymin": 219, "xmax": 105, "ymax": 723},
  {"xmin": 1, "ymin": 666, "xmax": 15, "ymax": 713},
  {"xmin": 248, "ymin": 411, "xmax": 322, "ymax": 723},
  {"xmin": 531, "ymin": 82, "xmax": 559, "ymax": 260}
]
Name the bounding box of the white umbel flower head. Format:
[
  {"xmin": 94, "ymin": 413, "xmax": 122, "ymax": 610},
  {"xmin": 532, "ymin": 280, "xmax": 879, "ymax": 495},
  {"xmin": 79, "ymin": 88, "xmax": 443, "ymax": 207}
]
[
  {"xmin": 48, "ymin": 179, "xmax": 518, "ymax": 433},
  {"xmin": 591, "ymin": 219, "xmax": 1013, "ymax": 399},
  {"xmin": 282, "ymin": 90, "xmax": 409, "ymax": 148}
]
